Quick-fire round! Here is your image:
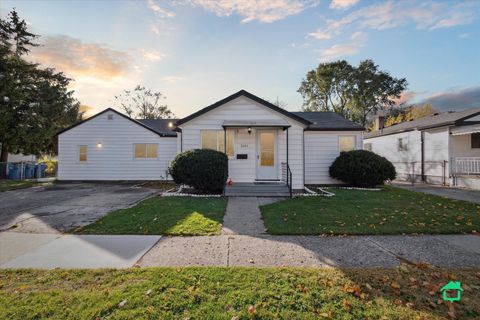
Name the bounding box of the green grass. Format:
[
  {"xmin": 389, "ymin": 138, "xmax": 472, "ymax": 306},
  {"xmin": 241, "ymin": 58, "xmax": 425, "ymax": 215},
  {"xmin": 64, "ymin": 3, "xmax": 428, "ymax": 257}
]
[
  {"xmin": 261, "ymin": 186, "xmax": 480, "ymax": 235},
  {"xmin": 0, "ymin": 266, "xmax": 479, "ymax": 319},
  {"xmin": 0, "ymin": 180, "xmax": 43, "ymax": 192},
  {"xmin": 77, "ymin": 196, "xmax": 228, "ymax": 235}
]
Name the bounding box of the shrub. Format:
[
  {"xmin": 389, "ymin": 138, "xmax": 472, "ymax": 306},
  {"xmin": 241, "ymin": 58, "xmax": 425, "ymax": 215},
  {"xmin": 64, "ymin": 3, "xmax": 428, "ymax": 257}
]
[
  {"xmin": 169, "ymin": 149, "xmax": 228, "ymax": 193},
  {"xmin": 329, "ymin": 150, "xmax": 396, "ymax": 187}
]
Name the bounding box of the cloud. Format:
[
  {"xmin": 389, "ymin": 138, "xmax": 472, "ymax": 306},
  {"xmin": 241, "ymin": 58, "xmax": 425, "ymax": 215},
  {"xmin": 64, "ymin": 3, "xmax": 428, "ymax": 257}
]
[
  {"xmin": 310, "ymin": 1, "xmax": 477, "ymax": 41},
  {"xmin": 140, "ymin": 49, "xmax": 165, "ymax": 61},
  {"xmin": 184, "ymin": 0, "xmax": 319, "ymax": 23},
  {"xmin": 330, "ymin": 0, "xmax": 359, "ymax": 10},
  {"xmin": 31, "ymin": 35, "xmax": 131, "ymax": 80},
  {"xmin": 320, "ymin": 31, "xmax": 366, "ymax": 61},
  {"xmin": 79, "ymin": 105, "xmax": 96, "ymax": 118},
  {"xmin": 392, "ymin": 91, "xmax": 417, "ymax": 106},
  {"xmin": 148, "ymin": 0, "xmax": 175, "ymax": 18},
  {"xmin": 162, "ymin": 76, "xmax": 185, "ymax": 83},
  {"xmin": 420, "ymin": 87, "xmax": 480, "ymax": 111}
]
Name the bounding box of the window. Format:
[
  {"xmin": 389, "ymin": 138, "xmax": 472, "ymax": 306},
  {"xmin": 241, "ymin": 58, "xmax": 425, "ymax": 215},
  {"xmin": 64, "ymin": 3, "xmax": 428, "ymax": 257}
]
[
  {"xmin": 397, "ymin": 138, "xmax": 408, "ymax": 151},
  {"xmin": 472, "ymin": 133, "xmax": 480, "ymax": 148},
  {"xmin": 339, "ymin": 136, "xmax": 356, "ymax": 152},
  {"xmin": 134, "ymin": 143, "xmax": 158, "ymax": 159},
  {"xmin": 78, "ymin": 145, "xmax": 87, "ymax": 162},
  {"xmin": 364, "ymin": 142, "xmax": 372, "ymax": 151},
  {"xmin": 201, "ymin": 130, "xmax": 235, "ymax": 156}
]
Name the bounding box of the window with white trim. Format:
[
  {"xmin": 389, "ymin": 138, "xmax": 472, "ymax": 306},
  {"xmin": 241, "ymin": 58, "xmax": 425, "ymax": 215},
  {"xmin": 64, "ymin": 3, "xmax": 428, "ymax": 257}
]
[
  {"xmin": 339, "ymin": 136, "xmax": 356, "ymax": 152},
  {"xmin": 201, "ymin": 130, "xmax": 235, "ymax": 156},
  {"xmin": 134, "ymin": 143, "xmax": 158, "ymax": 159},
  {"xmin": 78, "ymin": 145, "xmax": 87, "ymax": 162}
]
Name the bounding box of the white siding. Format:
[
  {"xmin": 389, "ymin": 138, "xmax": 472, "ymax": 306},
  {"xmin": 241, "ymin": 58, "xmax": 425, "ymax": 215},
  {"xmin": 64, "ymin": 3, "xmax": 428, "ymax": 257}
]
[
  {"xmin": 304, "ymin": 131, "xmax": 363, "ymax": 184},
  {"xmin": 179, "ymin": 96, "xmax": 306, "ymax": 189},
  {"xmin": 364, "ymin": 131, "xmax": 422, "ymax": 181},
  {"xmin": 58, "ymin": 110, "xmax": 177, "ymax": 180},
  {"xmin": 450, "ymin": 133, "xmax": 480, "ymax": 158},
  {"xmin": 423, "ymin": 127, "xmax": 449, "ymax": 183}
]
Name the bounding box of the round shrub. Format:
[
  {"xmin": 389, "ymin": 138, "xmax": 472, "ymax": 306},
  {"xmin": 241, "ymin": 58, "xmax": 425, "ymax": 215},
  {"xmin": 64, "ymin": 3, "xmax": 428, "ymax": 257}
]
[
  {"xmin": 329, "ymin": 150, "xmax": 396, "ymax": 187},
  {"xmin": 169, "ymin": 149, "xmax": 228, "ymax": 193}
]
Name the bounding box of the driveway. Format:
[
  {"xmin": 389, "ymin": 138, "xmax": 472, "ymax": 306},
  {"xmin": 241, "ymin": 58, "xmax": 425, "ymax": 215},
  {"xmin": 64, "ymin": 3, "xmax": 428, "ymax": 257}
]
[
  {"xmin": 394, "ymin": 182, "xmax": 480, "ymax": 204},
  {"xmin": 0, "ymin": 182, "xmax": 156, "ymax": 233}
]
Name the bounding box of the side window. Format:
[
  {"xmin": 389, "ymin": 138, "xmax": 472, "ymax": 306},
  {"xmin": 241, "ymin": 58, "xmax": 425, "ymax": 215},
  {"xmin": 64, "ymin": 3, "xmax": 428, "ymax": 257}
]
[
  {"xmin": 471, "ymin": 133, "xmax": 480, "ymax": 148},
  {"xmin": 78, "ymin": 145, "xmax": 87, "ymax": 162},
  {"xmin": 398, "ymin": 138, "xmax": 408, "ymax": 151},
  {"xmin": 339, "ymin": 136, "xmax": 356, "ymax": 152},
  {"xmin": 134, "ymin": 144, "xmax": 158, "ymax": 159}
]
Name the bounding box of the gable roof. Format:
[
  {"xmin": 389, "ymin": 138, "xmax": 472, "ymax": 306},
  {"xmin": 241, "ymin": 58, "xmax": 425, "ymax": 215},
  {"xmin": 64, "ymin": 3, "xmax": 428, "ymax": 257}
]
[
  {"xmin": 293, "ymin": 112, "xmax": 364, "ymax": 131},
  {"xmin": 57, "ymin": 108, "xmax": 177, "ymax": 137},
  {"xmin": 365, "ymin": 108, "xmax": 480, "ymax": 139},
  {"xmin": 175, "ymin": 90, "xmax": 312, "ymax": 126}
]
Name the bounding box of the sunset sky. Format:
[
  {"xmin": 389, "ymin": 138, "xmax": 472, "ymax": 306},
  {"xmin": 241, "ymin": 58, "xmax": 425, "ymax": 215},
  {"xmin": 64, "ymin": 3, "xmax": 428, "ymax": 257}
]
[{"xmin": 1, "ymin": 0, "xmax": 479, "ymax": 117}]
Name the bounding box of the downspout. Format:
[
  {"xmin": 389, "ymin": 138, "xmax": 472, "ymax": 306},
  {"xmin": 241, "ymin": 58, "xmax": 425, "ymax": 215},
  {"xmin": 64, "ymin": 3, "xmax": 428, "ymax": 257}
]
[
  {"xmin": 421, "ymin": 131, "xmax": 425, "ymax": 181},
  {"xmin": 180, "ymin": 130, "xmax": 183, "ymax": 152},
  {"xmin": 302, "ymin": 129, "xmax": 305, "ymax": 188},
  {"xmin": 286, "ymin": 128, "xmax": 289, "ymax": 167}
]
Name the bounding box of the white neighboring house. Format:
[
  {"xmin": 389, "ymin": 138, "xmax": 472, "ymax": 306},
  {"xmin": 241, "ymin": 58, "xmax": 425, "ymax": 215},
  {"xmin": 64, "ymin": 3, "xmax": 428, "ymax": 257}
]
[
  {"xmin": 364, "ymin": 108, "xmax": 480, "ymax": 189},
  {"xmin": 57, "ymin": 90, "xmax": 364, "ymax": 190}
]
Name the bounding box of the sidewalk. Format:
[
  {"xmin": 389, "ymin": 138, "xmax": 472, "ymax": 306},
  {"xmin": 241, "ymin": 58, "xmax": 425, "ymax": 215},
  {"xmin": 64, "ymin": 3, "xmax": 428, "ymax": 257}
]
[{"xmin": 394, "ymin": 182, "xmax": 480, "ymax": 204}]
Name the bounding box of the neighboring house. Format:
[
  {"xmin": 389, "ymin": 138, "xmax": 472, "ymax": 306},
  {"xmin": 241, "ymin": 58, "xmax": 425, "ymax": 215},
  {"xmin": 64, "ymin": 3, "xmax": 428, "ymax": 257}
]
[
  {"xmin": 364, "ymin": 108, "xmax": 480, "ymax": 189},
  {"xmin": 57, "ymin": 90, "xmax": 363, "ymax": 190},
  {"xmin": 0, "ymin": 144, "xmax": 37, "ymax": 162}
]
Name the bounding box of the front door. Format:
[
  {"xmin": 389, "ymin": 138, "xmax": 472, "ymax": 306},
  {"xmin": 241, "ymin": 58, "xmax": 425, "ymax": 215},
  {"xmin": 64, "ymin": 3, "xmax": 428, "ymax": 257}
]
[{"xmin": 256, "ymin": 130, "xmax": 277, "ymax": 180}]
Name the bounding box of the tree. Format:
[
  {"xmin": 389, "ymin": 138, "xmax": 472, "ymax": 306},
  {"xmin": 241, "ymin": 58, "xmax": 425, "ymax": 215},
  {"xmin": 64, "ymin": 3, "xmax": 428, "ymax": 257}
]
[
  {"xmin": 384, "ymin": 104, "xmax": 436, "ymax": 127},
  {"xmin": 298, "ymin": 59, "xmax": 407, "ymax": 126},
  {"xmin": 114, "ymin": 85, "xmax": 174, "ymax": 119},
  {"xmin": 298, "ymin": 60, "xmax": 354, "ymax": 119},
  {"xmin": 350, "ymin": 60, "xmax": 407, "ymax": 127},
  {"xmin": 0, "ymin": 9, "xmax": 80, "ymax": 162}
]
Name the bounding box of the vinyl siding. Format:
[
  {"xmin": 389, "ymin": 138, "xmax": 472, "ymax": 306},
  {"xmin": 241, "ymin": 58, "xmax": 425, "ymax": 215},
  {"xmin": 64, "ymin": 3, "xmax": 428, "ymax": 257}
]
[
  {"xmin": 179, "ymin": 96, "xmax": 306, "ymax": 189},
  {"xmin": 304, "ymin": 131, "xmax": 363, "ymax": 184},
  {"xmin": 58, "ymin": 110, "xmax": 177, "ymax": 180},
  {"xmin": 423, "ymin": 127, "xmax": 450, "ymax": 182}
]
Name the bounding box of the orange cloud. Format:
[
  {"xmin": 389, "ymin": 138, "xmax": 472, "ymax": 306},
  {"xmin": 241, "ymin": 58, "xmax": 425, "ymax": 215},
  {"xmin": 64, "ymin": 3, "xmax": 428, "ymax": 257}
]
[
  {"xmin": 30, "ymin": 35, "xmax": 132, "ymax": 80},
  {"xmin": 392, "ymin": 91, "xmax": 416, "ymax": 106},
  {"xmin": 79, "ymin": 105, "xmax": 96, "ymax": 118}
]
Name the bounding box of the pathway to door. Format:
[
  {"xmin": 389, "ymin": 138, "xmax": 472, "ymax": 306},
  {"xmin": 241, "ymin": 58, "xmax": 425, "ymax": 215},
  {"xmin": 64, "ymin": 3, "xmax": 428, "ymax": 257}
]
[{"xmin": 222, "ymin": 197, "xmax": 270, "ymax": 235}]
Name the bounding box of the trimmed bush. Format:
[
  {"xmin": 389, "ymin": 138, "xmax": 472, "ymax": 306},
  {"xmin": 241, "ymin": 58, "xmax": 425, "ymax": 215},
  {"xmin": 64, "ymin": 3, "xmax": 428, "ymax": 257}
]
[
  {"xmin": 169, "ymin": 149, "xmax": 228, "ymax": 193},
  {"xmin": 329, "ymin": 150, "xmax": 396, "ymax": 187}
]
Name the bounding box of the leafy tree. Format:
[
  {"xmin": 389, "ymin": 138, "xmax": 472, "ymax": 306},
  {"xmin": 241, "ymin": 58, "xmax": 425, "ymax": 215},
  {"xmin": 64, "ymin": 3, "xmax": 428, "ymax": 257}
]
[
  {"xmin": 384, "ymin": 104, "xmax": 436, "ymax": 128},
  {"xmin": 0, "ymin": 9, "xmax": 80, "ymax": 162},
  {"xmin": 298, "ymin": 59, "xmax": 407, "ymax": 126},
  {"xmin": 114, "ymin": 85, "xmax": 174, "ymax": 119}
]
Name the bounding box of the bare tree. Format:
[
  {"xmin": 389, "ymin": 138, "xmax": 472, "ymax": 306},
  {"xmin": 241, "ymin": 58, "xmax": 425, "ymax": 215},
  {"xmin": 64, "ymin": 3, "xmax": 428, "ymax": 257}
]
[{"xmin": 114, "ymin": 85, "xmax": 174, "ymax": 119}]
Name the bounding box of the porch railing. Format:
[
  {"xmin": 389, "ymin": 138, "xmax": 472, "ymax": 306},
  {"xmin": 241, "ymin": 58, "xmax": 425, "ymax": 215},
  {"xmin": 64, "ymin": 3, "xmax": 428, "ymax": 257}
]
[
  {"xmin": 451, "ymin": 157, "xmax": 480, "ymax": 175},
  {"xmin": 281, "ymin": 162, "xmax": 293, "ymax": 197}
]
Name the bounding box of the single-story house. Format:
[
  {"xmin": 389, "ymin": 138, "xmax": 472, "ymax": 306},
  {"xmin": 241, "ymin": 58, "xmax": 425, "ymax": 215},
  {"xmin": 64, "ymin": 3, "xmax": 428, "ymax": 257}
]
[
  {"xmin": 364, "ymin": 108, "xmax": 480, "ymax": 189},
  {"xmin": 57, "ymin": 90, "xmax": 364, "ymax": 191}
]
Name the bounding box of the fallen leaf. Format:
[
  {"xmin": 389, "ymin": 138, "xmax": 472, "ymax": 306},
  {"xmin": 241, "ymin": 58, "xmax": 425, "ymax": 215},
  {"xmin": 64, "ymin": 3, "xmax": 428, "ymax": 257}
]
[
  {"xmin": 248, "ymin": 305, "xmax": 256, "ymax": 314},
  {"xmin": 118, "ymin": 300, "xmax": 127, "ymax": 308}
]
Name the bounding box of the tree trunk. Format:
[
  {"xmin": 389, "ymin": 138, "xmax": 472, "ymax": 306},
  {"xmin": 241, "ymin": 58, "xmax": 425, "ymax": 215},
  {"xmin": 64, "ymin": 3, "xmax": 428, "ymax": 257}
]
[{"xmin": 0, "ymin": 143, "xmax": 9, "ymax": 163}]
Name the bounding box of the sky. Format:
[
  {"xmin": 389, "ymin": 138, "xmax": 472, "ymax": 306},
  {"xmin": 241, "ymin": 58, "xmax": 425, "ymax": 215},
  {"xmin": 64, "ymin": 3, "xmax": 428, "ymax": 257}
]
[{"xmin": 1, "ymin": 0, "xmax": 479, "ymax": 118}]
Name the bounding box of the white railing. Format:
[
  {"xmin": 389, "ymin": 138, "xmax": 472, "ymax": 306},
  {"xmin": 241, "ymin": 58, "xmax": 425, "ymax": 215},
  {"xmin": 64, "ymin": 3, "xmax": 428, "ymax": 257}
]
[{"xmin": 451, "ymin": 157, "xmax": 480, "ymax": 175}]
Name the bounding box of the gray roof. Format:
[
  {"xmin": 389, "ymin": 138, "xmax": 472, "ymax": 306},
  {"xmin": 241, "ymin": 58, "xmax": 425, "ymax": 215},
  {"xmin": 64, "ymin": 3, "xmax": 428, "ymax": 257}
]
[
  {"xmin": 293, "ymin": 112, "xmax": 364, "ymax": 131},
  {"xmin": 365, "ymin": 108, "xmax": 480, "ymax": 139},
  {"xmin": 136, "ymin": 119, "xmax": 178, "ymax": 137}
]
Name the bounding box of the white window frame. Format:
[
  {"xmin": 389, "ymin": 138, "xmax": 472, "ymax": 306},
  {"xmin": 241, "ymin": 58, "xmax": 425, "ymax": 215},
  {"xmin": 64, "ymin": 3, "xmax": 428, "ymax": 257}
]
[
  {"xmin": 133, "ymin": 143, "xmax": 158, "ymax": 160},
  {"xmin": 338, "ymin": 135, "xmax": 357, "ymax": 153},
  {"xmin": 201, "ymin": 129, "xmax": 235, "ymax": 158},
  {"xmin": 78, "ymin": 145, "xmax": 88, "ymax": 163}
]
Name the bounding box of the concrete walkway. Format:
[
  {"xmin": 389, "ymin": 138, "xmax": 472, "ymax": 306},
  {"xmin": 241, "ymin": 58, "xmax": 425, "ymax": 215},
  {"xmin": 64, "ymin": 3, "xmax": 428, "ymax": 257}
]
[
  {"xmin": 139, "ymin": 234, "xmax": 480, "ymax": 268},
  {"xmin": 394, "ymin": 182, "xmax": 480, "ymax": 204},
  {"xmin": 0, "ymin": 231, "xmax": 160, "ymax": 269},
  {"xmin": 222, "ymin": 197, "xmax": 267, "ymax": 235}
]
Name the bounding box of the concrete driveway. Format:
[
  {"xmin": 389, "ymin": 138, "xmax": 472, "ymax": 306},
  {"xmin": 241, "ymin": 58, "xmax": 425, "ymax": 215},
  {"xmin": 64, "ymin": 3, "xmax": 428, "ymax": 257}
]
[
  {"xmin": 0, "ymin": 182, "xmax": 156, "ymax": 233},
  {"xmin": 394, "ymin": 182, "xmax": 480, "ymax": 204}
]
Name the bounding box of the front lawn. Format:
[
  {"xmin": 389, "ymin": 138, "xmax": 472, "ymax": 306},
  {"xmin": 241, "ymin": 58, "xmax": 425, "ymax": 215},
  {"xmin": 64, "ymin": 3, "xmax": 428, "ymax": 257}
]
[
  {"xmin": 0, "ymin": 179, "xmax": 42, "ymax": 192},
  {"xmin": 0, "ymin": 266, "xmax": 478, "ymax": 319},
  {"xmin": 77, "ymin": 196, "xmax": 227, "ymax": 235},
  {"xmin": 261, "ymin": 186, "xmax": 480, "ymax": 235}
]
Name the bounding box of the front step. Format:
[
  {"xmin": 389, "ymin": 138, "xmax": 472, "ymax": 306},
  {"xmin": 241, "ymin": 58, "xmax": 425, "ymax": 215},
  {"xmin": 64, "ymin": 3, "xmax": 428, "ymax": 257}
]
[{"xmin": 225, "ymin": 183, "xmax": 290, "ymax": 197}]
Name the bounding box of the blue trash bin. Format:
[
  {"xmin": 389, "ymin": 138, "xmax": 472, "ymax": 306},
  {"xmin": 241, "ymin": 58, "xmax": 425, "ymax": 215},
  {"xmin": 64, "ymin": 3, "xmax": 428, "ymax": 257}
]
[
  {"xmin": 34, "ymin": 163, "xmax": 47, "ymax": 178},
  {"xmin": 24, "ymin": 163, "xmax": 35, "ymax": 179},
  {"xmin": 40, "ymin": 163, "xmax": 47, "ymax": 177},
  {"xmin": 7, "ymin": 163, "xmax": 21, "ymax": 180}
]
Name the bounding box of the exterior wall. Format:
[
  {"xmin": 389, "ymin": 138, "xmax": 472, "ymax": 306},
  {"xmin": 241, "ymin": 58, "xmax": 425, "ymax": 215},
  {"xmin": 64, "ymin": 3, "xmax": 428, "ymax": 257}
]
[
  {"xmin": 450, "ymin": 133, "xmax": 480, "ymax": 158},
  {"xmin": 58, "ymin": 110, "xmax": 177, "ymax": 180},
  {"xmin": 423, "ymin": 127, "xmax": 449, "ymax": 184},
  {"xmin": 179, "ymin": 96, "xmax": 306, "ymax": 189},
  {"xmin": 304, "ymin": 131, "xmax": 363, "ymax": 184},
  {"xmin": 364, "ymin": 131, "xmax": 422, "ymax": 181}
]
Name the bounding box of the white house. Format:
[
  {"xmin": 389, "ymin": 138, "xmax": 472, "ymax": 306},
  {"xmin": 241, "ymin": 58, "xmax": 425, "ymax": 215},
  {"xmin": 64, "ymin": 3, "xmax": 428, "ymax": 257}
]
[
  {"xmin": 364, "ymin": 108, "xmax": 480, "ymax": 189},
  {"xmin": 57, "ymin": 90, "xmax": 364, "ymax": 192}
]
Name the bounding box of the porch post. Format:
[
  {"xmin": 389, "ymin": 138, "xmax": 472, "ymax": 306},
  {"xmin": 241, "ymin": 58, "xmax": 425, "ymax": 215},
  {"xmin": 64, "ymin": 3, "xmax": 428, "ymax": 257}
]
[{"xmin": 224, "ymin": 127, "xmax": 227, "ymax": 154}]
